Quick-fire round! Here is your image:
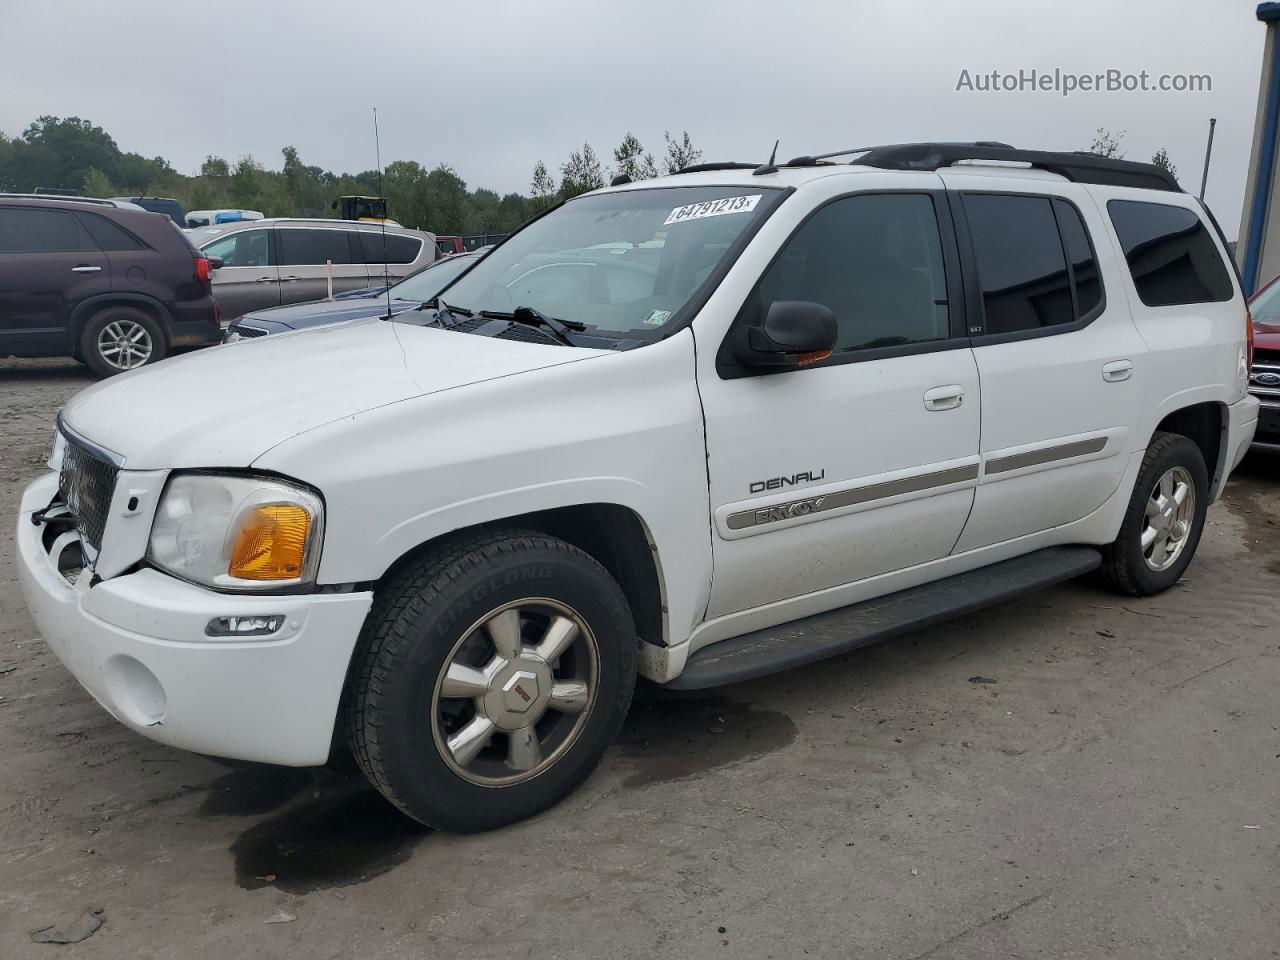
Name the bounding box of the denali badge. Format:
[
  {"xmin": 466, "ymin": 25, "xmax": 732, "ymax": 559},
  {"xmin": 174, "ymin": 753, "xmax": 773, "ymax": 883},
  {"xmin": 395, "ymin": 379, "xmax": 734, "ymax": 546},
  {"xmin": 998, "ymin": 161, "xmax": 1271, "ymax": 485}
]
[{"xmin": 750, "ymin": 469, "xmax": 825, "ymax": 494}]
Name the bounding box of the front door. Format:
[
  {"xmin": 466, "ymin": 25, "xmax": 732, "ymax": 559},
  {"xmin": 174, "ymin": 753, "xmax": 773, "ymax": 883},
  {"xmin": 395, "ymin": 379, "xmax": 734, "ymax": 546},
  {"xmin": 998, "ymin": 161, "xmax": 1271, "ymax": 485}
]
[
  {"xmin": 699, "ymin": 190, "xmax": 982, "ymax": 622},
  {"xmin": 0, "ymin": 205, "xmax": 109, "ymax": 356},
  {"xmin": 943, "ymin": 181, "xmax": 1147, "ymax": 551},
  {"xmin": 203, "ymin": 227, "xmax": 279, "ymax": 323}
]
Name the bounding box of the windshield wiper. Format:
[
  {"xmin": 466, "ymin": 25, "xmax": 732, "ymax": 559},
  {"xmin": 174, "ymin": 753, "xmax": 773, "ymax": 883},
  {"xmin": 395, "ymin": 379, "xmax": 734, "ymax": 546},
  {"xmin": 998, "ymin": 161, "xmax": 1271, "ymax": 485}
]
[
  {"xmin": 420, "ymin": 297, "xmax": 472, "ymax": 328},
  {"xmin": 479, "ymin": 306, "xmax": 586, "ymax": 346}
]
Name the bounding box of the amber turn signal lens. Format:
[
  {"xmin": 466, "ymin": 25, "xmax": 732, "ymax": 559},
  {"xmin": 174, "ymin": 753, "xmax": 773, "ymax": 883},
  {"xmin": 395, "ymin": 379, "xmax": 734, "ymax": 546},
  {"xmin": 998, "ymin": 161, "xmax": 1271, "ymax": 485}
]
[{"xmin": 228, "ymin": 505, "xmax": 311, "ymax": 580}]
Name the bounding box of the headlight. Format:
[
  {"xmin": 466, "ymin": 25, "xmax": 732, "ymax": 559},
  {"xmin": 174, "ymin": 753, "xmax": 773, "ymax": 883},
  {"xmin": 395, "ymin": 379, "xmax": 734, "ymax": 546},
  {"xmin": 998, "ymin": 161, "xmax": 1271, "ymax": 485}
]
[
  {"xmin": 148, "ymin": 473, "xmax": 324, "ymax": 591},
  {"xmin": 48, "ymin": 427, "xmax": 67, "ymax": 472}
]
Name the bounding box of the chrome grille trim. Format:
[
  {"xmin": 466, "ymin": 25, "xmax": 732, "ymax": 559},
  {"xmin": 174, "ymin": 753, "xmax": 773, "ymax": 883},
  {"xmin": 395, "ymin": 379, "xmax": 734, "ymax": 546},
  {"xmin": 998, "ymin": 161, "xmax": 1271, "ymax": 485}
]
[{"xmin": 55, "ymin": 420, "xmax": 124, "ymax": 555}]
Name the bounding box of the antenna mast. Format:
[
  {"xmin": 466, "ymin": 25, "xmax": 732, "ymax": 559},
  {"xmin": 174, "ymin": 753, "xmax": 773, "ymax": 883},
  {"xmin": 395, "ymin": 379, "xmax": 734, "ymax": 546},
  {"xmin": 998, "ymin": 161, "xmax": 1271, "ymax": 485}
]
[{"xmin": 374, "ymin": 107, "xmax": 392, "ymax": 319}]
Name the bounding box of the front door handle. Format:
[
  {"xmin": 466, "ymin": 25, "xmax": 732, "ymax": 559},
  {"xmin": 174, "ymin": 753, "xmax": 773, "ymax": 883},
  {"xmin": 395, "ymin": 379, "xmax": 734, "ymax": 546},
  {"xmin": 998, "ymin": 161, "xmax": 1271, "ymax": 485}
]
[
  {"xmin": 1102, "ymin": 359, "xmax": 1133, "ymax": 382},
  {"xmin": 254, "ymin": 276, "xmax": 278, "ymax": 282},
  {"xmin": 71, "ymin": 265, "xmax": 102, "ymax": 273},
  {"xmin": 924, "ymin": 385, "xmax": 964, "ymax": 411}
]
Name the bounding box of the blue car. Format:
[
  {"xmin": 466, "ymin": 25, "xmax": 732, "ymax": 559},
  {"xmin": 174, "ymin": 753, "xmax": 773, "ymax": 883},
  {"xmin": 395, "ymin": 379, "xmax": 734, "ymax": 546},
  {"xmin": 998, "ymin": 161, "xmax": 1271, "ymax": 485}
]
[{"xmin": 222, "ymin": 250, "xmax": 483, "ymax": 342}]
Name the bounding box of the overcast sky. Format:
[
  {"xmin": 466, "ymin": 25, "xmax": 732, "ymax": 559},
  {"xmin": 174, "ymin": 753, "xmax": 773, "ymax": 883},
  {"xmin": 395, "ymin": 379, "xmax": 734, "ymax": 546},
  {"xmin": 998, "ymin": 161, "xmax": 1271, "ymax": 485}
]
[{"xmin": 0, "ymin": 0, "xmax": 1264, "ymax": 234}]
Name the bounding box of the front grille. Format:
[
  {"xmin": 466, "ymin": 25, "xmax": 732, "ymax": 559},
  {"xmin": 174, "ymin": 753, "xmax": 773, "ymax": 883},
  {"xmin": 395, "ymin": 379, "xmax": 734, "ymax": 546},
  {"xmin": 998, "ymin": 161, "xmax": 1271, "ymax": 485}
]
[
  {"xmin": 1249, "ymin": 348, "xmax": 1280, "ymax": 407},
  {"xmin": 58, "ymin": 434, "xmax": 120, "ymax": 553}
]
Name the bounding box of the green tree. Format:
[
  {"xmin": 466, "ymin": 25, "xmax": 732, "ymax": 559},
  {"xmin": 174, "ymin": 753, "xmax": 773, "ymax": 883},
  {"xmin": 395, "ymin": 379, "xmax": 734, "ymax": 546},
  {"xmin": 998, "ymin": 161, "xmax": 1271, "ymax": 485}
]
[
  {"xmin": 82, "ymin": 167, "xmax": 117, "ymax": 198},
  {"xmin": 613, "ymin": 132, "xmax": 657, "ymax": 181},
  {"xmin": 18, "ymin": 116, "xmax": 121, "ymax": 191},
  {"xmin": 560, "ymin": 143, "xmax": 604, "ymax": 199},
  {"xmin": 1151, "ymin": 147, "xmax": 1179, "ymax": 182},
  {"xmin": 1086, "ymin": 127, "xmax": 1126, "ymax": 159},
  {"xmin": 663, "ymin": 130, "xmax": 702, "ymax": 174},
  {"xmin": 530, "ymin": 160, "xmax": 557, "ymax": 213},
  {"xmin": 201, "ymin": 155, "xmax": 230, "ymax": 178}
]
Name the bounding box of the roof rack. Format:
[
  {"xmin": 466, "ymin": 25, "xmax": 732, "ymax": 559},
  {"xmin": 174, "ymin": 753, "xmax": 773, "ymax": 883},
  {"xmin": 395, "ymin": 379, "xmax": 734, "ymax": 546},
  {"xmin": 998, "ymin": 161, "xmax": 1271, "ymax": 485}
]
[
  {"xmin": 786, "ymin": 142, "xmax": 1180, "ymax": 192},
  {"xmin": 673, "ymin": 161, "xmax": 762, "ymax": 174},
  {"xmin": 0, "ymin": 193, "xmax": 119, "ymax": 206}
]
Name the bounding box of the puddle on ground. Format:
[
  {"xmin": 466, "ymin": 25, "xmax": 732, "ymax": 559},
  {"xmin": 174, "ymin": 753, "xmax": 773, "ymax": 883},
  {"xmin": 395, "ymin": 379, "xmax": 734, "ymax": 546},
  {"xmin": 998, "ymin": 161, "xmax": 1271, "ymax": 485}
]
[
  {"xmin": 199, "ymin": 764, "xmax": 314, "ymax": 818},
  {"xmin": 226, "ymin": 771, "xmax": 428, "ymax": 894},
  {"xmin": 616, "ymin": 693, "xmax": 797, "ymax": 788}
]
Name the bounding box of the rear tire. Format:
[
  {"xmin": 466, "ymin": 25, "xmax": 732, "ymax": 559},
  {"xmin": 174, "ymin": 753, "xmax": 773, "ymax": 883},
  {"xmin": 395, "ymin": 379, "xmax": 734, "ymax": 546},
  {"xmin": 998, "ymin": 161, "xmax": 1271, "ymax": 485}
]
[
  {"xmin": 80, "ymin": 306, "xmax": 166, "ymax": 377},
  {"xmin": 1098, "ymin": 432, "xmax": 1209, "ymax": 596},
  {"xmin": 347, "ymin": 530, "xmax": 638, "ymax": 831}
]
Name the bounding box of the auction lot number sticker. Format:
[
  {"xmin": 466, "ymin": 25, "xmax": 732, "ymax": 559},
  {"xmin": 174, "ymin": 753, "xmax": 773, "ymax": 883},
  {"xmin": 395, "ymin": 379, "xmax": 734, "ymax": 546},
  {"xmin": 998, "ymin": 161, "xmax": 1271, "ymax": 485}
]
[{"xmin": 664, "ymin": 194, "xmax": 761, "ymax": 226}]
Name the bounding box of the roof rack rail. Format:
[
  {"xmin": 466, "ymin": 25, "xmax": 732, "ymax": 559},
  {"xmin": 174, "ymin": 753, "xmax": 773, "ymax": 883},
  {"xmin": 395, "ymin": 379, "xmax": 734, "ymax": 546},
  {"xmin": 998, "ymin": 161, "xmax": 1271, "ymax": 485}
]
[
  {"xmin": 673, "ymin": 161, "xmax": 762, "ymax": 174},
  {"xmin": 792, "ymin": 142, "xmax": 1178, "ymax": 192},
  {"xmin": 0, "ymin": 193, "xmax": 118, "ymax": 206}
]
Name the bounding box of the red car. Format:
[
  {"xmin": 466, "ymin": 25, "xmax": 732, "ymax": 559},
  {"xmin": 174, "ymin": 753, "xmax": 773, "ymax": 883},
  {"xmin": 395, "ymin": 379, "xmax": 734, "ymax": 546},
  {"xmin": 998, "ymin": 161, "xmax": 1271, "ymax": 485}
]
[{"xmin": 1249, "ymin": 275, "xmax": 1280, "ymax": 450}]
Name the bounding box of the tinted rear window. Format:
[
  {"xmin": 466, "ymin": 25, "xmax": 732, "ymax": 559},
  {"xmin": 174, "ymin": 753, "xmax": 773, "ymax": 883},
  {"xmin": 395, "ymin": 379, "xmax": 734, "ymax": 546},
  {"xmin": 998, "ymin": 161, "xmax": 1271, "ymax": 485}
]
[
  {"xmin": 963, "ymin": 194, "xmax": 1074, "ymax": 334},
  {"xmin": 1107, "ymin": 200, "xmax": 1233, "ymax": 306},
  {"xmin": 79, "ymin": 212, "xmax": 147, "ymax": 251},
  {"xmin": 0, "ymin": 207, "xmax": 87, "ymax": 253},
  {"xmin": 278, "ymin": 228, "xmax": 357, "ymax": 265},
  {"xmin": 359, "ymin": 232, "xmax": 423, "ymax": 264}
]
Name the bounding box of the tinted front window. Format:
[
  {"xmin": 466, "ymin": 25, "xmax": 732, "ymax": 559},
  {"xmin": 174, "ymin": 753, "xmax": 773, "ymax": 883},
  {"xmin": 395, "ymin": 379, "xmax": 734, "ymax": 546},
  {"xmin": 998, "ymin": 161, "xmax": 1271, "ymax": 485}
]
[
  {"xmin": 80, "ymin": 213, "xmax": 146, "ymax": 251},
  {"xmin": 439, "ymin": 187, "xmax": 781, "ymax": 338},
  {"xmin": 360, "ymin": 232, "xmax": 422, "ymax": 264},
  {"xmin": 747, "ymin": 193, "xmax": 950, "ymax": 353},
  {"xmin": 1108, "ymin": 200, "xmax": 1233, "ymax": 306},
  {"xmin": 202, "ymin": 229, "xmax": 272, "ymax": 267},
  {"xmin": 0, "ymin": 207, "xmax": 85, "ymax": 253},
  {"xmin": 964, "ymin": 194, "xmax": 1073, "ymax": 334},
  {"xmin": 278, "ymin": 229, "xmax": 355, "ymax": 265},
  {"xmin": 1053, "ymin": 199, "xmax": 1102, "ymax": 318}
]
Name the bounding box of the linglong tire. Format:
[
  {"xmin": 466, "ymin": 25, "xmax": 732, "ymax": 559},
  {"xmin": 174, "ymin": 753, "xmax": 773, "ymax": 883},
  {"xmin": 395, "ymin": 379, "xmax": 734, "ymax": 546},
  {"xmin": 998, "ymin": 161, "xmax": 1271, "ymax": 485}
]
[
  {"xmin": 1098, "ymin": 432, "xmax": 1209, "ymax": 596},
  {"xmin": 347, "ymin": 530, "xmax": 638, "ymax": 831},
  {"xmin": 80, "ymin": 306, "xmax": 166, "ymax": 378}
]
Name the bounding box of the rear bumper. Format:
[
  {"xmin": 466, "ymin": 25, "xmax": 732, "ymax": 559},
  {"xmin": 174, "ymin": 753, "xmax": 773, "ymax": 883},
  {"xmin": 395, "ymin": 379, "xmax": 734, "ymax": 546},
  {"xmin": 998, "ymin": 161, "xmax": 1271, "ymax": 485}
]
[
  {"xmin": 1250, "ymin": 396, "xmax": 1280, "ymax": 451},
  {"xmin": 167, "ymin": 298, "xmax": 222, "ymax": 347},
  {"xmin": 17, "ymin": 473, "xmax": 372, "ymax": 766}
]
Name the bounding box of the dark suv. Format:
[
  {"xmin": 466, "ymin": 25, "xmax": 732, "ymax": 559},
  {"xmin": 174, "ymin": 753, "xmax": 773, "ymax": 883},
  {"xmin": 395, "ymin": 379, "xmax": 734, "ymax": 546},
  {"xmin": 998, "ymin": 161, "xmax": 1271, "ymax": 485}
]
[{"xmin": 0, "ymin": 195, "xmax": 220, "ymax": 376}]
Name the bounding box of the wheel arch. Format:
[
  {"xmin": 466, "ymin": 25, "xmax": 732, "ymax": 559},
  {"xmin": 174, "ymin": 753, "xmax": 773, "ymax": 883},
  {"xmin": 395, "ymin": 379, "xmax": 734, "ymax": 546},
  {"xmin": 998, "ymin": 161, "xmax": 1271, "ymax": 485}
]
[
  {"xmin": 373, "ymin": 502, "xmax": 669, "ymax": 651},
  {"xmin": 1152, "ymin": 400, "xmax": 1228, "ymax": 499},
  {"xmin": 69, "ymin": 294, "xmax": 174, "ymax": 351}
]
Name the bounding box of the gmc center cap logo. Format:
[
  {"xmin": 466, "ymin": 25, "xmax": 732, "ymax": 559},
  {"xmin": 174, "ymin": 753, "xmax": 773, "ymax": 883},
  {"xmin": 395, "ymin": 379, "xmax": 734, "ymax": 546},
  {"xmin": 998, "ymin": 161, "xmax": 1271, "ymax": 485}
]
[{"xmin": 501, "ymin": 671, "xmax": 539, "ymax": 713}]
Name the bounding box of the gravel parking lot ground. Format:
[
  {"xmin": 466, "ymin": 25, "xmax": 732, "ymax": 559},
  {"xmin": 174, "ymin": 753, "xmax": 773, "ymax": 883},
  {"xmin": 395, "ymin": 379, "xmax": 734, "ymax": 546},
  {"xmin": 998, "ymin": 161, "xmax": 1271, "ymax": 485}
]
[{"xmin": 1, "ymin": 358, "xmax": 1277, "ymax": 960}]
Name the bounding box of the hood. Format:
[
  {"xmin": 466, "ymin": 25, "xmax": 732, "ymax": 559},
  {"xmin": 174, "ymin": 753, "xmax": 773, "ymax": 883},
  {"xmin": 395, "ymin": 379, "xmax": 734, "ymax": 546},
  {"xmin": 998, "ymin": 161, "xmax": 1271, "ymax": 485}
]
[
  {"xmin": 62, "ymin": 318, "xmax": 607, "ymax": 469},
  {"xmin": 238, "ymin": 296, "xmax": 417, "ymax": 331}
]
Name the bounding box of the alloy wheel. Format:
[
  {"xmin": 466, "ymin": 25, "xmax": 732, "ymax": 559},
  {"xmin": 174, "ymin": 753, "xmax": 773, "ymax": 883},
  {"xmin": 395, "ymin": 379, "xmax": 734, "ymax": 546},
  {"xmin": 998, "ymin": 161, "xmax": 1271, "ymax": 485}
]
[
  {"xmin": 1141, "ymin": 465, "xmax": 1195, "ymax": 572},
  {"xmin": 430, "ymin": 598, "xmax": 599, "ymax": 786},
  {"xmin": 97, "ymin": 318, "xmax": 154, "ymax": 370}
]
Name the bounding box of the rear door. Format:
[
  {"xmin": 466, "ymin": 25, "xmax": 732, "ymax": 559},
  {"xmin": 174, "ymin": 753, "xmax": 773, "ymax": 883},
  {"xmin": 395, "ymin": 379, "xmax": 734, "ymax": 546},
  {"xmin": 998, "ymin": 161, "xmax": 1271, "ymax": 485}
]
[
  {"xmin": 202, "ymin": 227, "xmax": 278, "ymax": 322},
  {"xmin": 0, "ymin": 205, "xmax": 109, "ymax": 356},
  {"xmin": 276, "ymin": 227, "xmax": 370, "ymax": 303},
  {"xmin": 360, "ymin": 231, "xmax": 427, "ymax": 285},
  {"xmin": 943, "ymin": 177, "xmax": 1147, "ymax": 551}
]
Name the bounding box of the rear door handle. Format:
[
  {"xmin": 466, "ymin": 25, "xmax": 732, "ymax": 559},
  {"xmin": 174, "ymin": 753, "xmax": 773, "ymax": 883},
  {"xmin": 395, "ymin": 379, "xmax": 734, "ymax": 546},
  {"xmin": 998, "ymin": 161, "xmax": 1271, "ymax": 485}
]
[
  {"xmin": 923, "ymin": 385, "xmax": 964, "ymax": 411},
  {"xmin": 279, "ymin": 275, "xmax": 301, "ymax": 282},
  {"xmin": 71, "ymin": 265, "xmax": 102, "ymax": 273},
  {"xmin": 1102, "ymin": 359, "xmax": 1133, "ymax": 382}
]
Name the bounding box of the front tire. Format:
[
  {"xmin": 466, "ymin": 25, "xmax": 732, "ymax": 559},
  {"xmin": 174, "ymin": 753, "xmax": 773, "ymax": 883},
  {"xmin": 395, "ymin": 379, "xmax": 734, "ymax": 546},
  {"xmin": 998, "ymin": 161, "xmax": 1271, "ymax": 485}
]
[
  {"xmin": 80, "ymin": 306, "xmax": 166, "ymax": 377},
  {"xmin": 347, "ymin": 531, "xmax": 638, "ymax": 831},
  {"xmin": 1099, "ymin": 432, "xmax": 1209, "ymax": 596}
]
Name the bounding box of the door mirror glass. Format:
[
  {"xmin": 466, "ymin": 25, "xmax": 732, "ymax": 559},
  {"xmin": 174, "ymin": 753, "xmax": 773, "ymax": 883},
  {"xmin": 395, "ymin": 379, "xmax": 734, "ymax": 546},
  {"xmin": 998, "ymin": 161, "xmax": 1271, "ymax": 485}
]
[{"xmin": 739, "ymin": 300, "xmax": 837, "ymax": 369}]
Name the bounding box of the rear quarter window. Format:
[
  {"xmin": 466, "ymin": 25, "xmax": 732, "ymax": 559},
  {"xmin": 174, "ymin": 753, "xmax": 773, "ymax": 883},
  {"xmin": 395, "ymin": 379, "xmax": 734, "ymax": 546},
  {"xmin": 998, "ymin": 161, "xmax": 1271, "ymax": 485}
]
[
  {"xmin": 1107, "ymin": 200, "xmax": 1234, "ymax": 307},
  {"xmin": 79, "ymin": 212, "xmax": 147, "ymax": 251}
]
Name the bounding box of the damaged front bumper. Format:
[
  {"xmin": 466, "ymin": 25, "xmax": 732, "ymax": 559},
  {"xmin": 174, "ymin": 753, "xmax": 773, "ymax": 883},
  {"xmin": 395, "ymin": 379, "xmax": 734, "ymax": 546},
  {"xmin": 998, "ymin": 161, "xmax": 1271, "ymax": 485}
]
[{"xmin": 16, "ymin": 472, "xmax": 372, "ymax": 766}]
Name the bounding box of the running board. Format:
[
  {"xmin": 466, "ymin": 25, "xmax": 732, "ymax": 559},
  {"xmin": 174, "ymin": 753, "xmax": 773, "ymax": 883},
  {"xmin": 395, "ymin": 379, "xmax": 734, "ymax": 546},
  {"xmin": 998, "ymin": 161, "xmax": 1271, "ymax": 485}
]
[{"xmin": 664, "ymin": 546, "xmax": 1102, "ymax": 690}]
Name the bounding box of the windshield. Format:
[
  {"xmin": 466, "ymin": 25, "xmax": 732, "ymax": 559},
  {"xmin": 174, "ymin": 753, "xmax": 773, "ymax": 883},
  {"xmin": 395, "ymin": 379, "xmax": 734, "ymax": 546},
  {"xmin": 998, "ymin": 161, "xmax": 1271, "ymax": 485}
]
[
  {"xmin": 1253, "ymin": 277, "xmax": 1280, "ymax": 326},
  {"xmin": 436, "ymin": 186, "xmax": 782, "ymax": 339},
  {"xmin": 389, "ymin": 254, "xmax": 477, "ymax": 301}
]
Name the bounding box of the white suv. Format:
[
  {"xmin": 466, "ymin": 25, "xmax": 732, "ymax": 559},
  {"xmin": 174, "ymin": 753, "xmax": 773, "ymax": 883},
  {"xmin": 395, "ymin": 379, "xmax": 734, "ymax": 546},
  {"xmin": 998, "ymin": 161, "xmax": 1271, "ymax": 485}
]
[{"xmin": 18, "ymin": 143, "xmax": 1259, "ymax": 831}]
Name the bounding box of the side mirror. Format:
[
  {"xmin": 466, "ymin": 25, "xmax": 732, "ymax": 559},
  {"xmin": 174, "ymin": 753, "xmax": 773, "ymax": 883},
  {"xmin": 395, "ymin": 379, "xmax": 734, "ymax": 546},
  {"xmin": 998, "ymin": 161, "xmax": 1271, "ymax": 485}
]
[
  {"xmin": 738, "ymin": 300, "xmax": 837, "ymax": 369},
  {"xmin": 206, "ymin": 255, "xmax": 224, "ymax": 270}
]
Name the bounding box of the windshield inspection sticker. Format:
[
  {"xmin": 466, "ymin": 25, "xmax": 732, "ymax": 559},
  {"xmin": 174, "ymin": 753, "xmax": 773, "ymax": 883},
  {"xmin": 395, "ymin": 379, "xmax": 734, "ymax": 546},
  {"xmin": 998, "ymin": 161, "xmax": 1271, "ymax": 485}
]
[
  {"xmin": 664, "ymin": 194, "xmax": 762, "ymax": 226},
  {"xmin": 643, "ymin": 309, "xmax": 673, "ymax": 326}
]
